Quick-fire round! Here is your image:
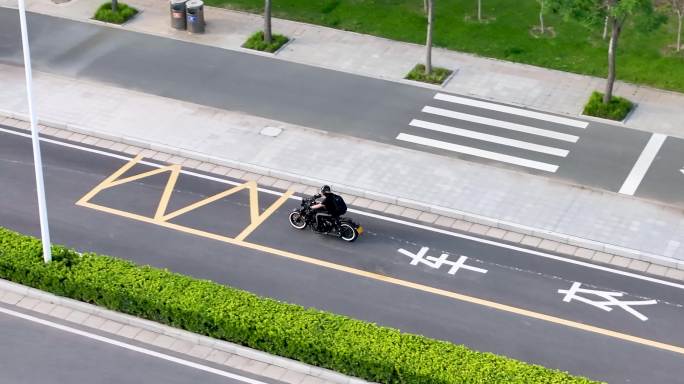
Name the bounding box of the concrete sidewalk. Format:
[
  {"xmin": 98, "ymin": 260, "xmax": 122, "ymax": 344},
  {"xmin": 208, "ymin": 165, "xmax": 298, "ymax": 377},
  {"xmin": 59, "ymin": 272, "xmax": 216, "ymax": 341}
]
[
  {"xmin": 3, "ymin": 0, "xmax": 684, "ymax": 138},
  {"xmin": 1, "ymin": 64, "xmax": 683, "ymax": 278}
]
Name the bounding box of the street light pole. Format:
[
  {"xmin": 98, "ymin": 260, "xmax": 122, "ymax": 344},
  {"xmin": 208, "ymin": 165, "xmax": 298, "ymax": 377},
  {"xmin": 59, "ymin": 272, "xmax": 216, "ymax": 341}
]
[{"xmin": 17, "ymin": 0, "xmax": 52, "ymax": 263}]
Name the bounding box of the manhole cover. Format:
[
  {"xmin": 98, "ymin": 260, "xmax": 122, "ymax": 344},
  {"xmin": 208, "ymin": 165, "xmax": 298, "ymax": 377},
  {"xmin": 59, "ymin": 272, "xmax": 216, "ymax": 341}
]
[{"xmin": 260, "ymin": 126, "xmax": 282, "ymax": 137}]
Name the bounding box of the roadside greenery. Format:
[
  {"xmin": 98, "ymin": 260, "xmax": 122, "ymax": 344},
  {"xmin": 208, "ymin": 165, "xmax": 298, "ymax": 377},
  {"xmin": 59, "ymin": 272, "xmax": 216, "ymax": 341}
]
[
  {"xmin": 583, "ymin": 91, "xmax": 633, "ymax": 120},
  {"xmin": 405, "ymin": 64, "xmax": 453, "ymax": 84},
  {"xmin": 93, "ymin": 2, "xmax": 137, "ymax": 24},
  {"xmin": 242, "ymin": 31, "xmax": 289, "ymax": 52},
  {"xmin": 0, "ymin": 227, "xmax": 601, "ymax": 384},
  {"xmin": 201, "ymin": 0, "xmax": 684, "ymax": 93}
]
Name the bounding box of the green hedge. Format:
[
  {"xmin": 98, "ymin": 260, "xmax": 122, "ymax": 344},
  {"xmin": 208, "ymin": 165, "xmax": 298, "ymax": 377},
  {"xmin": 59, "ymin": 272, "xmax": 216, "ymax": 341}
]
[
  {"xmin": 93, "ymin": 2, "xmax": 138, "ymax": 24},
  {"xmin": 583, "ymin": 91, "xmax": 634, "ymax": 121},
  {"xmin": 0, "ymin": 227, "xmax": 601, "ymax": 384}
]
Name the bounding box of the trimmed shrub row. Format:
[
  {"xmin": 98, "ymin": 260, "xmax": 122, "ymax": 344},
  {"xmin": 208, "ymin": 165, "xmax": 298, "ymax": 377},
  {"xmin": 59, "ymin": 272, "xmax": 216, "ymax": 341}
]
[
  {"xmin": 94, "ymin": 2, "xmax": 138, "ymax": 24},
  {"xmin": 0, "ymin": 227, "xmax": 601, "ymax": 384},
  {"xmin": 583, "ymin": 91, "xmax": 633, "ymax": 121}
]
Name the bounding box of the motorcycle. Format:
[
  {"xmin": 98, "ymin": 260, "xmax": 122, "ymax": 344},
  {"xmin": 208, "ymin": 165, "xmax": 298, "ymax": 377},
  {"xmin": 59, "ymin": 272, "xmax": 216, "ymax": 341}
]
[{"xmin": 288, "ymin": 196, "xmax": 363, "ymax": 242}]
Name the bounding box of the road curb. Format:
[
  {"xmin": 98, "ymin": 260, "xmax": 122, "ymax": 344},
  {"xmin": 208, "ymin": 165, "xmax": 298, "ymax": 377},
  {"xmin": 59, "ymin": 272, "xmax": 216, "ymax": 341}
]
[
  {"xmin": 1, "ymin": 109, "xmax": 683, "ymax": 279},
  {"xmin": 0, "ymin": 278, "xmax": 372, "ymax": 384}
]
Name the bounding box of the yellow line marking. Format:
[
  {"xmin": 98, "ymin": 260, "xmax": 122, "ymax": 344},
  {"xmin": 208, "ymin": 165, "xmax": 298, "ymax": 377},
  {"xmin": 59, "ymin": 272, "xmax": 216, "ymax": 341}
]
[
  {"xmin": 76, "ymin": 154, "xmax": 143, "ymax": 205},
  {"xmin": 76, "ymin": 157, "xmax": 684, "ymax": 357},
  {"xmin": 154, "ymin": 164, "xmax": 181, "ymax": 220},
  {"xmin": 235, "ymin": 189, "xmax": 294, "ymax": 241},
  {"xmin": 161, "ymin": 181, "xmax": 258, "ymax": 222}
]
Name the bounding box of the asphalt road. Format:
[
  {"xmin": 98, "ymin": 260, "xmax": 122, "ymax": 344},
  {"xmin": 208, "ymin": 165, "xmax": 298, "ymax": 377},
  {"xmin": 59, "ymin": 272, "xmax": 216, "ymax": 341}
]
[
  {"xmin": 1, "ymin": 10, "xmax": 683, "ymax": 207},
  {"xmin": 0, "ymin": 306, "xmax": 275, "ymax": 384},
  {"xmin": 2, "ymin": 126, "xmax": 683, "ymax": 383}
]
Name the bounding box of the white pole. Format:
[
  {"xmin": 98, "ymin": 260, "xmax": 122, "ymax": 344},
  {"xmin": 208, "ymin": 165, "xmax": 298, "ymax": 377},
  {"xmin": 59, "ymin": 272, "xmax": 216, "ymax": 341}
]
[{"xmin": 17, "ymin": 0, "xmax": 52, "ymax": 263}]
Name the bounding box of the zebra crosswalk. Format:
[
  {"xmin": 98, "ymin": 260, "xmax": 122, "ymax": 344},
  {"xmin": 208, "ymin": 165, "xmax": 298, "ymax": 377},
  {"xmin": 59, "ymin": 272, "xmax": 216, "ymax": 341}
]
[{"xmin": 396, "ymin": 93, "xmax": 588, "ymax": 173}]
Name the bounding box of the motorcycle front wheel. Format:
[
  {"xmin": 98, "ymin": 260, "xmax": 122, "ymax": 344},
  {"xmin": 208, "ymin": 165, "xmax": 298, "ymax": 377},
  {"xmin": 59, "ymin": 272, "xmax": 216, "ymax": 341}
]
[
  {"xmin": 339, "ymin": 223, "xmax": 358, "ymax": 242},
  {"xmin": 288, "ymin": 211, "xmax": 307, "ymax": 229}
]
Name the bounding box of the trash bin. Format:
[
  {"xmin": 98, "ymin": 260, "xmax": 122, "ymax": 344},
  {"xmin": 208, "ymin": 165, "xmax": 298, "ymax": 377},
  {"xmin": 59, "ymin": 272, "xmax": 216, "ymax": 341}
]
[
  {"xmin": 186, "ymin": 0, "xmax": 205, "ymax": 34},
  {"xmin": 170, "ymin": 0, "xmax": 187, "ymax": 30}
]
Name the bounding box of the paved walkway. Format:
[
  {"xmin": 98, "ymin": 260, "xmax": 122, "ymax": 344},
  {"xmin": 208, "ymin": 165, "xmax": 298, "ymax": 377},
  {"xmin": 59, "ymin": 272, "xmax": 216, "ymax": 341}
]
[
  {"xmin": 3, "ymin": 0, "xmax": 684, "ymax": 138},
  {"xmin": 1, "ymin": 1, "xmax": 684, "ymax": 264},
  {"xmin": 0, "ymin": 278, "xmax": 367, "ymax": 384}
]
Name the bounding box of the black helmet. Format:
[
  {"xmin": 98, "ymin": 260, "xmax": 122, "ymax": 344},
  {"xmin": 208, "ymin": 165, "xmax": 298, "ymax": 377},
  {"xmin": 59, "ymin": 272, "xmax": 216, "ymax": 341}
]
[{"xmin": 320, "ymin": 185, "xmax": 331, "ymax": 194}]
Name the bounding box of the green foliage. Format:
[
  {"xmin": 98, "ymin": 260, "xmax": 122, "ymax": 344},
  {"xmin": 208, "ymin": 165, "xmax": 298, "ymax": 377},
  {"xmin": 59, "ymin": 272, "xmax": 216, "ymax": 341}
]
[
  {"xmin": 242, "ymin": 31, "xmax": 289, "ymax": 53},
  {"xmin": 583, "ymin": 91, "xmax": 633, "ymax": 120},
  {"xmin": 405, "ymin": 64, "xmax": 453, "ymax": 85},
  {"xmin": 93, "ymin": 2, "xmax": 138, "ymax": 24},
  {"xmin": 200, "ymin": 0, "xmax": 684, "ymax": 92},
  {"xmin": 0, "ymin": 227, "xmax": 603, "ymax": 384}
]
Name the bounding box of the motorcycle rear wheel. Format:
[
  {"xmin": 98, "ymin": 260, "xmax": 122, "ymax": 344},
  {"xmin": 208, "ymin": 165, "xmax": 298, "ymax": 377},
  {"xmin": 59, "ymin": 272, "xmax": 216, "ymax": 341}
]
[
  {"xmin": 289, "ymin": 212, "xmax": 307, "ymax": 229},
  {"xmin": 339, "ymin": 223, "xmax": 358, "ymax": 242}
]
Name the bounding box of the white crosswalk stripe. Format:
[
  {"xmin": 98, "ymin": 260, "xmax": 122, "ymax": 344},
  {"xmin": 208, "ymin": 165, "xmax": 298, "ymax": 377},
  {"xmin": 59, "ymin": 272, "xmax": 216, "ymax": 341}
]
[
  {"xmin": 409, "ymin": 119, "xmax": 569, "ymax": 157},
  {"xmin": 397, "ymin": 93, "xmax": 588, "ymax": 173}
]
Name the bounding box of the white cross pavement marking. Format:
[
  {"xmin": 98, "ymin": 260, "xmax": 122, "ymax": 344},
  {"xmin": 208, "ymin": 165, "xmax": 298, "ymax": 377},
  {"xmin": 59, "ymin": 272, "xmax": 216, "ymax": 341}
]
[
  {"xmin": 558, "ymin": 282, "xmax": 657, "ymax": 322},
  {"xmin": 409, "ymin": 119, "xmax": 570, "ymax": 157},
  {"xmin": 618, "ymin": 133, "xmax": 667, "ymax": 196},
  {"xmin": 433, "ymin": 93, "xmax": 589, "ymax": 129},
  {"xmin": 396, "ymin": 133, "xmax": 559, "ymax": 172},
  {"xmin": 398, "ymin": 247, "xmax": 488, "ymax": 275},
  {"xmin": 421, "ymin": 106, "xmax": 580, "ymax": 143}
]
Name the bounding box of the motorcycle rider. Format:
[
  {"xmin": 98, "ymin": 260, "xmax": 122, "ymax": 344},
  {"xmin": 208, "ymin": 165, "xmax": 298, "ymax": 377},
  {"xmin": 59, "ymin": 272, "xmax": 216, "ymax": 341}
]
[{"xmin": 310, "ymin": 185, "xmax": 338, "ymax": 232}]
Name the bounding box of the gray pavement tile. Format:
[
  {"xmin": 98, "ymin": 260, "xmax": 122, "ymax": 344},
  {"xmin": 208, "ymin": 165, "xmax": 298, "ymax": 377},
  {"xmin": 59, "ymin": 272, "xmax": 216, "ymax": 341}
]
[
  {"xmin": 485, "ymin": 228, "xmax": 507, "ymax": 239},
  {"xmin": 134, "ymin": 329, "xmax": 159, "ymax": 344},
  {"xmin": 16, "ymin": 297, "xmax": 41, "ymax": 310},
  {"xmin": 417, "ymin": 211, "xmax": 438, "ymax": 224},
  {"xmin": 665, "ymin": 268, "xmax": 684, "ymax": 281},
  {"xmin": 32, "ymin": 302, "xmax": 57, "ymax": 315},
  {"xmin": 257, "ymin": 175, "xmax": 278, "ymax": 186},
  {"xmin": 139, "ymin": 149, "xmax": 158, "ymax": 158},
  {"xmin": 15, "ymin": 120, "xmax": 29, "ymax": 129},
  {"xmin": 150, "ymin": 334, "xmax": 176, "ymax": 349},
  {"xmin": 646, "ymin": 264, "xmax": 669, "ymax": 277},
  {"xmin": 383, "ymin": 204, "xmax": 405, "ymax": 216},
  {"xmin": 170, "ymin": 339, "xmax": 195, "ymax": 354},
  {"xmin": 242, "ymin": 172, "xmax": 262, "ymax": 182},
  {"xmin": 469, "ymin": 224, "xmax": 490, "ymax": 236},
  {"xmin": 197, "ymin": 162, "xmax": 217, "ymax": 172},
  {"xmin": 628, "ymin": 260, "xmax": 650, "ymax": 272},
  {"xmin": 123, "ymin": 145, "xmax": 143, "ymax": 155},
  {"xmin": 40, "ymin": 127, "xmax": 59, "ymax": 136},
  {"xmin": 64, "ymin": 310, "xmax": 90, "ymax": 324},
  {"xmin": 273, "ymin": 179, "xmax": 293, "ymax": 190},
  {"xmin": 501, "ymin": 231, "xmax": 524, "ymax": 243},
  {"xmin": 241, "ymin": 359, "xmax": 269, "ymax": 375},
  {"xmin": 451, "ymin": 220, "xmax": 472, "ymax": 232},
  {"xmin": 303, "ymin": 187, "xmax": 319, "ymax": 196},
  {"xmin": 67, "ymin": 132, "xmax": 87, "ymax": 142},
  {"xmin": 555, "ymin": 244, "xmax": 578, "ymax": 256},
  {"xmin": 117, "ymin": 325, "xmax": 143, "ymax": 339},
  {"xmin": 95, "ymin": 139, "xmax": 115, "ymax": 148},
  {"xmin": 206, "ymin": 349, "xmax": 233, "ymax": 364},
  {"xmin": 225, "ymin": 354, "xmax": 251, "ymax": 370},
  {"xmin": 434, "ymin": 216, "xmax": 455, "ymax": 228},
  {"xmin": 82, "ymin": 315, "xmax": 108, "ymax": 329},
  {"xmin": 261, "ymin": 365, "xmax": 288, "ymax": 380},
  {"xmin": 610, "ymin": 255, "xmax": 632, "ymax": 268},
  {"xmin": 520, "ymin": 236, "xmax": 542, "ymax": 248},
  {"xmin": 48, "ymin": 306, "xmax": 73, "ymax": 319},
  {"xmin": 81, "ymin": 137, "xmax": 100, "ymax": 146},
  {"xmin": 574, "ymin": 248, "xmax": 595, "ymax": 259},
  {"xmin": 289, "ymin": 183, "xmax": 310, "ymax": 193},
  {"xmin": 280, "ymin": 370, "xmax": 308, "ymax": 384},
  {"xmin": 109, "ymin": 142, "xmax": 128, "ymax": 152},
  {"xmin": 152, "ymin": 152, "xmax": 173, "ymax": 162},
  {"xmin": 227, "ymin": 168, "xmax": 246, "ymax": 179},
  {"xmin": 182, "ymin": 158, "xmax": 202, "ymax": 168},
  {"xmin": 592, "ymin": 252, "xmax": 614, "ymax": 264},
  {"xmin": 167, "ymin": 155, "xmax": 186, "ymax": 164},
  {"xmin": 400, "ymin": 208, "xmax": 421, "ymax": 220},
  {"xmin": 300, "ymin": 376, "xmax": 327, "ymax": 384},
  {"xmin": 54, "ymin": 130, "xmax": 72, "ymax": 139},
  {"xmin": 352, "ymin": 197, "xmax": 372, "ymax": 208},
  {"xmin": 100, "ymin": 320, "xmax": 124, "ymax": 334},
  {"xmin": 539, "ymin": 239, "xmax": 560, "ymax": 251},
  {"xmin": 213, "ymin": 166, "xmax": 233, "ymax": 176},
  {"xmin": 367, "ymin": 200, "xmax": 389, "ymax": 212},
  {"xmin": 187, "ymin": 344, "xmax": 213, "ymax": 359}
]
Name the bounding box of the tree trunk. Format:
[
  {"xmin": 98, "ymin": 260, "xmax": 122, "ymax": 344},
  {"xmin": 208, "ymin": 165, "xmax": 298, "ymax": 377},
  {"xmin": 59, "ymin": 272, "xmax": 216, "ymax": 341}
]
[
  {"xmin": 264, "ymin": 0, "xmax": 272, "ymax": 44},
  {"xmin": 425, "ymin": 0, "xmax": 433, "ymax": 74},
  {"xmin": 602, "ymin": 15, "xmax": 609, "ymax": 40},
  {"xmin": 111, "ymin": 0, "xmax": 118, "ymax": 12},
  {"xmin": 604, "ymin": 16, "xmax": 621, "ymax": 104},
  {"xmin": 477, "ymin": 0, "xmax": 481, "ymax": 21},
  {"xmin": 677, "ymin": 11, "xmax": 682, "ymax": 52},
  {"xmin": 539, "ymin": 0, "xmax": 544, "ymax": 32}
]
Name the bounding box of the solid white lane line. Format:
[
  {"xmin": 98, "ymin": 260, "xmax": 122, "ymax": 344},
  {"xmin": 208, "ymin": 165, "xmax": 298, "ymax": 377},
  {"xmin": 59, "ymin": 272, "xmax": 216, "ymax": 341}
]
[
  {"xmin": 2, "ymin": 127, "xmax": 682, "ymax": 290},
  {"xmin": 396, "ymin": 133, "xmax": 559, "ymax": 172},
  {"xmin": 0, "ymin": 306, "xmax": 270, "ymax": 384},
  {"xmin": 409, "ymin": 119, "xmax": 569, "ymax": 157},
  {"xmin": 422, "ymin": 106, "xmax": 580, "ymax": 143},
  {"xmin": 618, "ymin": 133, "xmax": 667, "ymax": 196},
  {"xmin": 434, "ymin": 93, "xmax": 589, "ymax": 129}
]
